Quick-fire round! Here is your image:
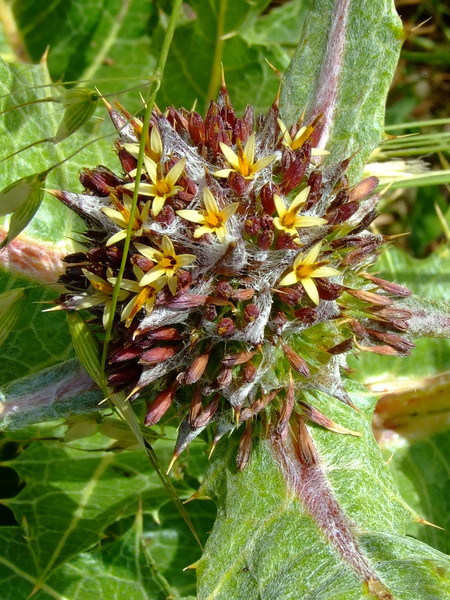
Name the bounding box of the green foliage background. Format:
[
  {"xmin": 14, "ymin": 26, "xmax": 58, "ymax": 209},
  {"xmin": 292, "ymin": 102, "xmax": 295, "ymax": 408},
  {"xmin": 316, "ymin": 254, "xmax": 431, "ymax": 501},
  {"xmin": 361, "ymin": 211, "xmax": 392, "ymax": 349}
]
[{"xmin": 0, "ymin": 1, "xmax": 449, "ymax": 598}]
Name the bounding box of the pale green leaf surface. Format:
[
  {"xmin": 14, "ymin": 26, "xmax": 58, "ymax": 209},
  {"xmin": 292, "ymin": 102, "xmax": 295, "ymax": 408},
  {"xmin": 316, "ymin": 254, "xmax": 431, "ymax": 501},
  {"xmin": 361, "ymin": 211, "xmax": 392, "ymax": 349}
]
[
  {"xmin": 197, "ymin": 384, "xmax": 450, "ymax": 600},
  {"xmin": 280, "ymin": 0, "xmax": 404, "ymax": 181},
  {"xmin": 0, "ymin": 499, "xmax": 213, "ymax": 599},
  {"xmin": 0, "ymin": 524, "xmax": 167, "ymax": 600},
  {"xmin": 3, "ymin": 435, "xmax": 206, "ymax": 583},
  {"xmin": 0, "ymin": 426, "xmax": 213, "ymax": 598},
  {"xmin": 0, "ymin": 57, "xmax": 118, "ymax": 242},
  {"xmin": 0, "ymin": 270, "xmax": 74, "ymax": 386}
]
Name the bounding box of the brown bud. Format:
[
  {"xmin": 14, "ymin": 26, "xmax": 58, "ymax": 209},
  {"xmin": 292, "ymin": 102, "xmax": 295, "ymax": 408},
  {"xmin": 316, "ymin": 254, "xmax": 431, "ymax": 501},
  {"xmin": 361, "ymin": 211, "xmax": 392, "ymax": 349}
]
[
  {"xmin": 205, "ymin": 113, "xmax": 229, "ymax": 155},
  {"xmin": 367, "ymin": 329, "xmax": 414, "ymax": 354},
  {"xmin": 277, "ymin": 373, "xmax": 295, "ymax": 435},
  {"xmin": 216, "ymin": 367, "xmax": 233, "ymax": 388},
  {"xmin": 372, "ymin": 306, "xmax": 412, "ymax": 331},
  {"xmin": 282, "ymin": 343, "xmax": 310, "ymax": 377},
  {"xmin": 185, "ymin": 351, "xmax": 210, "ymax": 385},
  {"xmin": 118, "ymin": 147, "xmax": 137, "ymax": 174},
  {"xmin": 241, "ymin": 390, "xmax": 278, "ymax": 421},
  {"xmin": 342, "ymin": 240, "xmax": 380, "ymax": 265},
  {"xmin": 349, "ymin": 176, "xmax": 378, "ymax": 202},
  {"xmin": 203, "ymin": 305, "xmax": 217, "ymax": 321},
  {"xmin": 361, "ymin": 273, "xmax": 411, "ymax": 298},
  {"xmin": 139, "ymin": 346, "xmax": 179, "ymax": 365},
  {"xmin": 176, "ymin": 270, "xmax": 193, "ymax": 293},
  {"xmin": 315, "ymin": 278, "xmax": 343, "ymax": 301},
  {"xmin": 351, "ymin": 208, "xmax": 378, "ymax": 234},
  {"xmin": 293, "ymin": 414, "xmax": 317, "ymax": 466},
  {"xmin": 236, "ymin": 420, "xmax": 252, "ymax": 471},
  {"xmin": 215, "ymin": 281, "xmax": 233, "ymax": 299},
  {"xmin": 275, "ymin": 285, "xmax": 304, "ymax": 306},
  {"xmin": 260, "ymin": 214, "xmax": 274, "ymax": 231},
  {"xmin": 257, "ymin": 231, "xmax": 274, "ymax": 250},
  {"xmin": 357, "ymin": 343, "xmax": 400, "ymax": 356},
  {"xmin": 243, "ymin": 303, "xmax": 260, "ymax": 323},
  {"xmin": 305, "ymin": 171, "xmax": 322, "ymax": 209},
  {"xmin": 166, "ymin": 293, "xmax": 211, "ymax": 309},
  {"xmin": 260, "ymin": 183, "xmax": 276, "ymax": 215},
  {"xmin": 326, "ymin": 201, "xmax": 359, "ymax": 225},
  {"xmin": 244, "ymin": 215, "xmax": 261, "ymax": 236},
  {"xmin": 372, "ymin": 306, "xmax": 412, "ymax": 322},
  {"xmin": 63, "ymin": 252, "xmax": 87, "ymax": 264},
  {"xmin": 349, "ymin": 319, "xmax": 367, "ymax": 337},
  {"xmin": 281, "ymin": 156, "xmax": 307, "ymax": 194},
  {"xmin": 231, "ymin": 288, "xmax": 255, "ymax": 301},
  {"xmin": 80, "ymin": 166, "xmax": 123, "ymax": 196},
  {"xmin": 109, "ymin": 345, "xmax": 141, "ymax": 363},
  {"xmin": 328, "ymin": 189, "xmax": 349, "ymax": 210},
  {"xmin": 327, "ymin": 338, "xmax": 353, "ymax": 355},
  {"xmin": 142, "ymin": 327, "xmax": 181, "ymax": 341},
  {"xmin": 144, "ymin": 382, "xmax": 178, "ymax": 426},
  {"xmin": 187, "ymin": 111, "xmax": 205, "ymax": 146},
  {"xmin": 242, "ymin": 362, "xmax": 257, "ymax": 383},
  {"xmin": 272, "ymin": 311, "xmax": 287, "ymax": 332},
  {"xmin": 131, "ymin": 253, "xmax": 154, "ymax": 272},
  {"xmin": 275, "ymin": 233, "xmax": 299, "ymax": 250},
  {"xmin": 293, "ymin": 307, "xmax": 317, "ymax": 322},
  {"xmin": 155, "ymin": 205, "xmax": 176, "ymax": 225},
  {"xmin": 346, "ymin": 288, "xmax": 392, "ymax": 306},
  {"xmin": 217, "ymin": 317, "xmax": 235, "ymax": 336},
  {"xmin": 189, "ymin": 386, "xmax": 203, "ymax": 425},
  {"xmin": 241, "ymin": 104, "xmax": 254, "ymax": 141},
  {"xmin": 192, "ymin": 395, "xmax": 220, "ymax": 428},
  {"xmin": 222, "ymin": 350, "xmax": 256, "ymax": 367},
  {"xmin": 107, "ymin": 364, "xmax": 141, "ymax": 389},
  {"xmin": 299, "ymin": 402, "xmax": 360, "ymax": 436},
  {"xmin": 228, "ymin": 172, "xmax": 248, "ymax": 196}
]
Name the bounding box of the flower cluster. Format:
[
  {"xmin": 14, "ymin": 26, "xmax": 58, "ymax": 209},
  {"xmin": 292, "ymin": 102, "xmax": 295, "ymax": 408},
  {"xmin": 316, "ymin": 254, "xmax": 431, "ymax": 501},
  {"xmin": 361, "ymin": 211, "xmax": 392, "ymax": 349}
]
[{"xmin": 51, "ymin": 84, "xmax": 413, "ymax": 470}]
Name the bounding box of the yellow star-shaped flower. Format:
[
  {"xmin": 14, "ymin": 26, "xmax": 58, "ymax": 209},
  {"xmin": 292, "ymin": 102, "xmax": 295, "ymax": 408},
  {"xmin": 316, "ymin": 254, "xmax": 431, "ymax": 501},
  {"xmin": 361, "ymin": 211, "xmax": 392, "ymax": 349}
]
[
  {"xmin": 101, "ymin": 195, "xmax": 151, "ymax": 246},
  {"xmin": 122, "ymin": 125, "xmax": 163, "ymax": 164},
  {"xmin": 124, "ymin": 157, "xmax": 185, "ymax": 217},
  {"xmin": 278, "ymin": 242, "xmax": 340, "ymax": 305},
  {"xmin": 134, "ymin": 235, "xmax": 196, "ymax": 294},
  {"xmin": 80, "ymin": 269, "xmax": 128, "ymax": 328},
  {"xmin": 273, "ymin": 187, "xmax": 327, "ymax": 237},
  {"xmin": 176, "ymin": 188, "xmax": 239, "ymax": 243},
  {"xmin": 109, "ymin": 265, "xmax": 165, "ymax": 328},
  {"xmin": 214, "ymin": 133, "xmax": 275, "ymax": 180},
  {"xmin": 277, "ymin": 118, "xmax": 329, "ymax": 156}
]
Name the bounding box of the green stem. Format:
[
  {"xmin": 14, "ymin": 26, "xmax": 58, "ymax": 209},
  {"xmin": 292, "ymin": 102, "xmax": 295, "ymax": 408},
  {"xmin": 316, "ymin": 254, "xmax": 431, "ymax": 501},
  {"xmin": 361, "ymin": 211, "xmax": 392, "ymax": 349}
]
[
  {"xmin": 206, "ymin": 0, "xmax": 227, "ymax": 103},
  {"xmin": 101, "ymin": 0, "xmax": 183, "ymax": 371}
]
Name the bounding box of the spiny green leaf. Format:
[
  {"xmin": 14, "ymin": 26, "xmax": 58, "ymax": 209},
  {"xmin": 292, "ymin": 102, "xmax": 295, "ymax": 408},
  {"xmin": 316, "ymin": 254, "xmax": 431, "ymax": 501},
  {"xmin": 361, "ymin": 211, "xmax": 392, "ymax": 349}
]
[
  {"xmin": 197, "ymin": 385, "xmax": 450, "ymax": 600},
  {"xmin": 280, "ymin": 0, "xmax": 404, "ymax": 182}
]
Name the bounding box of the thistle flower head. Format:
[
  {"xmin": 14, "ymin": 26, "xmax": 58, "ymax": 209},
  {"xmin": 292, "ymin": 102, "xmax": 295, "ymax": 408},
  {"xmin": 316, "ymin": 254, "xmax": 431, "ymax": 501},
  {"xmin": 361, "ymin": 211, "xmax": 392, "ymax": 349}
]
[{"xmin": 53, "ymin": 85, "xmax": 412, "ymax": 470}]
